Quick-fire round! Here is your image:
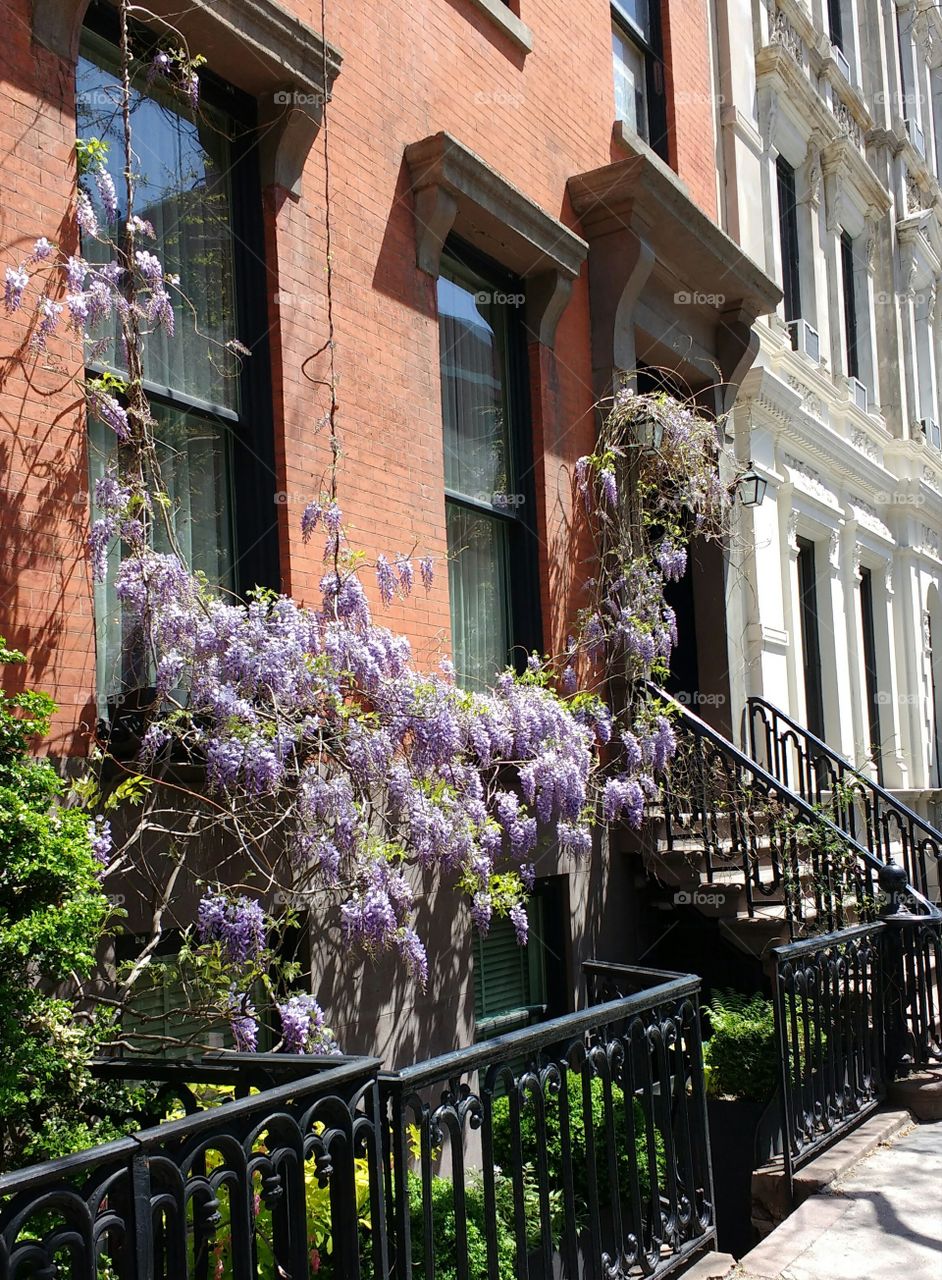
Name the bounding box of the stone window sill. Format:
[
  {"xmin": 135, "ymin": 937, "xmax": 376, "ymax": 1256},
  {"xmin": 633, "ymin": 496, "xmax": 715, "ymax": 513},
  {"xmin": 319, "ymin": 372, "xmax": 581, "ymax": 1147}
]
[{"xmin": 463, "ymin": 0, "xmax": 533, "ymax": 54}]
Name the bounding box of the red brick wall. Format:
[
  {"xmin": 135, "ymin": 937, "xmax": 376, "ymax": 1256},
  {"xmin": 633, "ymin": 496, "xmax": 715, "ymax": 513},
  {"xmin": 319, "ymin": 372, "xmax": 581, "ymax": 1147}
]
[
  {"xmin": 662, "ymin": 0, "xmax": 719, "ymax": 219},
  {"xmin": 0, "ymin": 0, "xmax": 719, "ymax": 751},
  {"xmin": 0, "ymin": 14, "xmax": 95, "ymax": 754}
]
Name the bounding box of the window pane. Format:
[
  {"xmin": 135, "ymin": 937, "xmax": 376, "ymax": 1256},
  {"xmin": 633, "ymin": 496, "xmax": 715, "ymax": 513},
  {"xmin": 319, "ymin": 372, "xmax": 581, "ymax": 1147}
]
[
  {"xmin": 612, "ymin": 0, "xmax": 651, "ymax": 42},
  {"xmin": 77, "ymin": 31, "xmax": 241, "ymax": 410},
  {"xmin": 88, "ymin": 406, "xmax": 234, "ymax": 708},
  {"xmin": 438, "ymin": 267, "xmax": 512, "ymax": 504},
  {"xmin": 446, "ymin": 503, "xmax": 511, "ymax": 690},
  {"xmin": 613, "ymin": 25, "xmax": 649, "ymax": 139}
]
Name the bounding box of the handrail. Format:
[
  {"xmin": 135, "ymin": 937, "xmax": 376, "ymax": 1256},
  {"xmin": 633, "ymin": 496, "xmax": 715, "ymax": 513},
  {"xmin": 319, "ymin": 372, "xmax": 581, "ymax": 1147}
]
[
  {"xmin": 385, "ymin": 970, "xmax": 700, "ymax": 1090},
  {"xmin": 646, "ymin": 683, "xmax": 939, "ymax": 923},
  {"xmin": 748, "ymin": 693, "xmax": 942, "ymax": 899},
  {"xmin": 748, "ymin": 693, "xmax": 942, "ymax": 844}
]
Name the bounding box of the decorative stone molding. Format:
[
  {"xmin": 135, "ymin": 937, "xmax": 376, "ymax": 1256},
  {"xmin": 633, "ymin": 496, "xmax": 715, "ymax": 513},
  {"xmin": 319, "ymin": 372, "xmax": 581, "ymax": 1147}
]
[
  {"xmin": 568, "ymin": 137, "xmax": 780, "ymax": 397},
  {"xmin": 918, "ymin": 525, "xmax": 942, "ymax": 559},
  {"xmin": 906, "ymin": 171, "xmax": 928, "ymax": 215},
  {"xmin": 851, "ymin": 430, "xmax": 878, "ymax": 461},
  {"xmin": 852, "ymin": 545, "xmax": 864, "ymax": 581},
  {"xmin": 770, "ymin": 6, "xmax": 804, "ymax": 64},
  {"xmin": 802, "ymin": 142, "xmax": 823, "ymax": 209},
  {"xmin": 786, "ymin": 510, "xmax": 801, "ymax": 552},
  {"xmin": 783, "ymin": 452, "xmax": 835, "ymax": 504},
  {"xmin": 827, "ymin": 528, "xmax": 841, "ymax": 569},
  {"xmin": 833, "ymin": 101, "xmax": 862, "ymax": 148},
  {"xmin": 33, "ymin": 0, "xmax": 343, "ymax": 196},
  {"xmin": 405, "ymin": 132, "xmax": 588, "ymax": 349}
]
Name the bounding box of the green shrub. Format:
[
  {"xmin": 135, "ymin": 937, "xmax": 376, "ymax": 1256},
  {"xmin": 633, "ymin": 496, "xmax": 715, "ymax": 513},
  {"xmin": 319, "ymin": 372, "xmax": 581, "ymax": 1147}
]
[
  {"xmin": 0, "ymin": 638, "xmax": 112, "ymax": 1169},
  {"xmin": 703, "ymin": 989, "xmax": 778, "ymax": 1103},
  {"xmin": 408, "ymin": 1169, "xmax": 518, "ymax": 1280}
]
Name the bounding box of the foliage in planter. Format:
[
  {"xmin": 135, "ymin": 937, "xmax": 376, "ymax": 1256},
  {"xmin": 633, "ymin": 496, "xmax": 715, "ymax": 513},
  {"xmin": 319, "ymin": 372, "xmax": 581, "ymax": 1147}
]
[
  {"xmin": 407, "ymin": 1168, "xmax": 523, "ymax": 1280},
  {"xmin": 703, "ymin": 989, "xmax": 778, "ymax": 1104},
  {"xmin": 490, "ymin": 1070, "xmax": 666, "ymax": 1221},
  {"xmin": 0, "ymin": 638, "xmax": 113, "ymax": 1170}
]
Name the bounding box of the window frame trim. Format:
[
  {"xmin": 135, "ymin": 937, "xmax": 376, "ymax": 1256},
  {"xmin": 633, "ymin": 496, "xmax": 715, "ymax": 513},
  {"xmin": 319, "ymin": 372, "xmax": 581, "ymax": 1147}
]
[{"xmin": 80, "ymin": 3, "xmax": 281, "ymax": 601}]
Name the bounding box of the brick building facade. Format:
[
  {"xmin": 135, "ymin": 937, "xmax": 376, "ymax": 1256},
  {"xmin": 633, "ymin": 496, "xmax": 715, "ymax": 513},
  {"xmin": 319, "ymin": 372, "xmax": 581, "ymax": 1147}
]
[{"xmin": 0, "ymin": 0, "xmax": 777, "ymax": 1059}]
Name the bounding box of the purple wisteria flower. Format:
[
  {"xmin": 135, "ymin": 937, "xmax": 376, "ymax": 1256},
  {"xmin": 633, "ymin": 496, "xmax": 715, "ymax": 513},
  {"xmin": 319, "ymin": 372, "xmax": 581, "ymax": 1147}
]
[
  {"xmin": 301, "ymin": 500, "xmax": 322, "ymax": 542},
  {"xmin": 76, "ymin": 190, "xmax": 98, "ymax": 238},
  {"xmin": 88, "ymin": 816, "xmax": 112, "ymax": 867},
  {"xmin": 197, "ymin": 892, "xmax": 267, "ymax": 965},
  {"xmin": 509, "ymin": 901, "xmax": 529, "ymax": 945},
  {"xmin": 4, "ymin": 266, "xmax": 28, "ymax": 314},
  {"xmin": 376, "ymin": 555, "xmax": 397, "ymax": 606},
  {"xmin": 599, "ymin": 467, "xmax": 618, "ymax": 506},
  {"xmin": 657, "ymin": 541, "xmax": 687, "ymax": 582},
  {"xmin": 148, "ymin": 50, "xmax": 172, "ymax": 83},
  {"xmin": 96, "ymin": 168, "xmax": 118, "ymax": 222},
  {"xmin": 30, "ymin": 297, "xmax": 63, "ymax": 351},
  {"xmin": 277, "ymin": 993, "xmax": 339, "ymax": 1055},
  {"xmin": 228, "ymin": 990, "xmax": 258, "ymax": 1053},
  {"xmin": 30, "ymin": 238, "xmax": 53, "ymax": 262},
  {"xmin": 87, "ymin": 386, "xmax": 129, "ymax": 440},
  {"xmin": 419, "ymin": 555, "xmax": 434, "ymax": 590},
  {"xmin": 127, "ymin": 216, "xmax": 155, "ymax": 239},
  {"xmin": 602, "ymin": 775, "xmax": 646, "ymax": 828},
  {"xmin": 135, "ymin": 250, "xmax": 163, "ymax": 287},
  {"xmin": 395, "ymin": 554, "xmax": 414, "ymax": 595}
]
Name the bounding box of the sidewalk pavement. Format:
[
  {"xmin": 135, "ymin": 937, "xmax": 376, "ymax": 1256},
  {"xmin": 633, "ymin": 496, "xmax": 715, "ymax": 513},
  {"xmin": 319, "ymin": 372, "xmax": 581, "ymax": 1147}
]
[{"xmin": 735, "ymin": 1121, "xmax": 942, "ymax": 1280}]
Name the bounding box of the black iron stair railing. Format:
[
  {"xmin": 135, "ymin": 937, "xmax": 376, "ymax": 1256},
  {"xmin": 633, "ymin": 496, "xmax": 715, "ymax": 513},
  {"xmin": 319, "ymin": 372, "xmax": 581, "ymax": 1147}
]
[
  {"xmin": 747, "ymin": 695, "xmax": 942, "ymax": 903},
  {"xmin": 647, "ymin": 684, "xmax": 936, "ymax": 935}
]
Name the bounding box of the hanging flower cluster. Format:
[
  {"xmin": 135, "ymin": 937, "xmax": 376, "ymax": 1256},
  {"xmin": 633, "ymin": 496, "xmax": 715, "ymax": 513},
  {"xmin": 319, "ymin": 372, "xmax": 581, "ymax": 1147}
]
[{"xmin": 103, "ymin": 503, "xmax": 607, "ymax": 988}]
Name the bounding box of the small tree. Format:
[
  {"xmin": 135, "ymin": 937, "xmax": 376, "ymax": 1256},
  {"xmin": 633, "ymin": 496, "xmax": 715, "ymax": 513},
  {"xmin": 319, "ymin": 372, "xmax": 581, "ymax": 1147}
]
[{"xmin": 0, "ymin": 639, "xmax": 110, "ymax": 1168}]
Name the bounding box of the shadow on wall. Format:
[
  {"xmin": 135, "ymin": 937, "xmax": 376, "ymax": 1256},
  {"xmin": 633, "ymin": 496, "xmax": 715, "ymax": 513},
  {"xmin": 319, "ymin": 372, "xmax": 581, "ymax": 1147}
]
[{"xmin": 310, "ymin": 869, "xmax": 475, "ymax": 1067}]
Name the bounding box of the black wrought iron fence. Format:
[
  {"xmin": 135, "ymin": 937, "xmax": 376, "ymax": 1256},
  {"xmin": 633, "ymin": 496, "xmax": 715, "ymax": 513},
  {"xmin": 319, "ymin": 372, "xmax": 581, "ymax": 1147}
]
[
  {"xmin": 771, "ymin": 863, "xmax": 942, "ymax": 1185},
  {"xmin": 0, "ymin": 1053, "xmax": 387, "ymax": 1280},
  {"xmin": 770, "ymin": 922, "xmax": 884, "ymax": 1185},
  {"xmin": 381, "ymin": 967, "xmax": 714, "ymax": 1280},
  {"xmin": 0, "ymin": 969, "xmax": 716, "ymax": 1280}
]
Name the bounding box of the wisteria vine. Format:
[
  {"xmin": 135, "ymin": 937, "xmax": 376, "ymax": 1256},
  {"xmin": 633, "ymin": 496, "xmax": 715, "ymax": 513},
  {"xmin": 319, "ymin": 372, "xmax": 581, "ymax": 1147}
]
[{"xmin": 3, "ymin": 0, "xmax": 743, "ymax": 1060}]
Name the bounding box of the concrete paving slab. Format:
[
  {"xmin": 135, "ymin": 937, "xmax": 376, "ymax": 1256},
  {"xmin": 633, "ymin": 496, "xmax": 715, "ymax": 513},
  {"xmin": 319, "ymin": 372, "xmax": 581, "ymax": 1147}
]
[{"xmin": 737, "ymin": 1122, "xmax": 942, "ymax": 1280}]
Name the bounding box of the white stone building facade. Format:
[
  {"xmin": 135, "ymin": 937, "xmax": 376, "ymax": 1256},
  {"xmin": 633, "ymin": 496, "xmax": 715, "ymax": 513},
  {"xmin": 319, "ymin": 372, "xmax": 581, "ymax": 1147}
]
[{"xmin": 713, "ymin": 0, "xmax": 942, "ymax": 808}]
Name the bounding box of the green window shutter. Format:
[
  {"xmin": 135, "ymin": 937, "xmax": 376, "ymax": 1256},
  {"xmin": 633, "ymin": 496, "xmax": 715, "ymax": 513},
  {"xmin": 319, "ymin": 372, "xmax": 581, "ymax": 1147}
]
[
  {"xmin": 122, "ymin": 959, "xmax": 207, "ymax": 1058},
  {"xmin": 473, "ymin": 899, "xmax": 547, "ymax": 1037}
]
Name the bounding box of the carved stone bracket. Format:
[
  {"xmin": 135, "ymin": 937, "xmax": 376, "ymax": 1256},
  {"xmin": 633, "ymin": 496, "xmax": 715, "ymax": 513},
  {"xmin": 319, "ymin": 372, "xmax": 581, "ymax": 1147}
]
[
  {"xmin": 33, "ymin": 0, "xmax": 343, "ymax": 197},
  {"xmin": 568, "ymin": 144, "xmax": 780, "ymax": 400},
  {"xmin": 405, "ymin": 132, "xmax": 588, "ymax": 350}
]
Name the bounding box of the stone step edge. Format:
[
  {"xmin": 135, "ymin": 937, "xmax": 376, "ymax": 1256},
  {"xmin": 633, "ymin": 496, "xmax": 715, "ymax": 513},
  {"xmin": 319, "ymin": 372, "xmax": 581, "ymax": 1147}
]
[{"xmin": 750, "ymin": 1108, "xmax": 914, "ymax": 1236}]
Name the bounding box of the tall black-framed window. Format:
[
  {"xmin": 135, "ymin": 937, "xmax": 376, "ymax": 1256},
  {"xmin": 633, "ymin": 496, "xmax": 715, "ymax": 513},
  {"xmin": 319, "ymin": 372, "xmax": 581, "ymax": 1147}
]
[
  {"xmin": 840, "ymin": 230, "xmax": 860, "ymax": 380},
  {"xmin": 437, "ymin": 244, "xmax": 541, "ymax": 690},
  {"xmin": 797, "ymin": 537, "xmax": 826, "ymax": 740},
  {"xmin": 78, "ymin": 1, "xmax": 277, "ymax": 711},
  {"xmin": 827, "ymin": 0, "xmax": 844, "ymax": 50},
  {"xmin": 858, "ymin": 567, "xmax": 883, "ymax": 783},
  {"xmin": 611, "ymin": 1, "xmax": 668, "ymax": 159},
  {"xmin": 776, "ymin": 157, "xmax": 802, "ymax": 325}
]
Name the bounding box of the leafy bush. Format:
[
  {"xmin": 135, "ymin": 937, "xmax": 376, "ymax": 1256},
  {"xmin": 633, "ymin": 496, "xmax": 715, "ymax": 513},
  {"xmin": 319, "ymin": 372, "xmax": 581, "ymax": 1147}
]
[
  {"xmin": 0, "ymin": 638, "xmax": 112, "ymax": 1169},
  {"xmin": 490, "ymin": 1069, "xmax": 665, "ymax": 1222},
  {"xmin": 408, "ymin": 1169, "xmax": 519, "ymax": 1280},
  {"xmin": 703, "ymin": 989, "xmax": 778, "ymax": 1103}
]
